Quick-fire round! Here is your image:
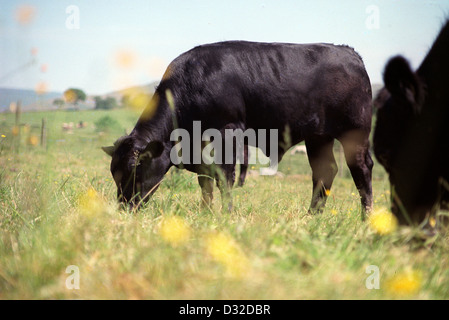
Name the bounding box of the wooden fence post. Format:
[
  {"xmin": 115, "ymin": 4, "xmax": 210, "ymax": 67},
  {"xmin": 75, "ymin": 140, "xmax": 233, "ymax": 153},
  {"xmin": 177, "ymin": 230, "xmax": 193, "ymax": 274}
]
[
  {"xmin": 41, "ymin": 118, "xmax": 46, "ymax": 148},
  {"xmin": 14, "ymin": 101, "xmax": 21, "ymax": 152},
  {"xmin": 15, "ymin": 101, "xmax": 21, "ymax": 126}
]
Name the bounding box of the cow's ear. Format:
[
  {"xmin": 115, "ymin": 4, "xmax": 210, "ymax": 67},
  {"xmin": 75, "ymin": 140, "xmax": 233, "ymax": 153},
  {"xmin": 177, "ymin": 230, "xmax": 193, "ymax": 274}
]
[
  {"xmin": 102, "ymin": 146, "xmax": 115, "ymax": 157},
  {"xmin": 383, "ymin": 55, "xmax": 423, "ymax": 112},
  {"xmin": 141, "ymin": 140, "xmax": 164, "ymax": 159}
]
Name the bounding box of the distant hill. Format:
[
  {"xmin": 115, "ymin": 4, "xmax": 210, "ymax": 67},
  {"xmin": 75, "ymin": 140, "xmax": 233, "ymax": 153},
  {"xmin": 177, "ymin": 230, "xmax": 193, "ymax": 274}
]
[
  {"xmin": 0, "ymin": 87, "xmax": 64, "ymax": 113},
  {"xmin": 0, "ymin": 82, "xmax": 159, "ymax": 113},
  {"xmin": 98, "ymin": 81, "xmax": 159, "ymax": 102}
]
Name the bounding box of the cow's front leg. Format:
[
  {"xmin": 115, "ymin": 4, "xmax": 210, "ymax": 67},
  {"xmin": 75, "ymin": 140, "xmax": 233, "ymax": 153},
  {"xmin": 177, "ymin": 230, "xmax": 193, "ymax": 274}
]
[
  {"xmin": 198, "ymin": 174, "xmax": 214, "ymax": 209},
  {"xmin": 306, "ymin": 136, "xmax": 338, "ymax": 214},
  {"xmin": 216, "ymin": 164, "xmax": 235, "ymax": 212}
]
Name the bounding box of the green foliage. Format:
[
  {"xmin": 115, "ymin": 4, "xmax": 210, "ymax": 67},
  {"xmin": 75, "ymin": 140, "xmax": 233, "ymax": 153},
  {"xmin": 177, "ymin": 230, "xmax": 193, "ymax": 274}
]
[
  {"xmin": 94, "ymin": 115, "xmax": 122, "ymax": 133},
  {"xmin": 52, "ymin": 98, "xmax": 65, "ymax": 109},
  {"xmin": 94, "ymin": 96, "xmax": 119, "ymax": 110},
  {"xmin": 64, "ymin": 88, "xmax": 87, "ymax": 105}
]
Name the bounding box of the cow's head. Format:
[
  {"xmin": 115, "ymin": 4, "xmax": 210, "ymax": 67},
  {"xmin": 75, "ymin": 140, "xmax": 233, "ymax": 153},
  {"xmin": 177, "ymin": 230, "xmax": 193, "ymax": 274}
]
[
  {"xmin": 102, "ymin": 135, "xmax": 166, "ymax": 207},
  {"xmin": 373, "ymin": 56, "xmax": 429, "ymax": 223}
]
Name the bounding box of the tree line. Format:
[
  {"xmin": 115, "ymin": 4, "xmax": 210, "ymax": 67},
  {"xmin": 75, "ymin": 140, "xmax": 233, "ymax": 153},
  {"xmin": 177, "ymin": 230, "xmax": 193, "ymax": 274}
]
[{"xmin": 53, "ymin": 87, "xmax": 149, "ymax": 110}]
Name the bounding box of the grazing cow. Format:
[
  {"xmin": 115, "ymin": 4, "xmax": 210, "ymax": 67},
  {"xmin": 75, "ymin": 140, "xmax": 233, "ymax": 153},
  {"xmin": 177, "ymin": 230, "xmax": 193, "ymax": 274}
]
[
  {"xmin": 62, "ymin": 122, "xmax": 74, "ymax": 131},
  {"xmin": 373, "ymin": 21, "xmax": 449, "ymax": 225},
  {"xmin": 103, "ymin": 41, "xmax": 373, "ymax": 215}
]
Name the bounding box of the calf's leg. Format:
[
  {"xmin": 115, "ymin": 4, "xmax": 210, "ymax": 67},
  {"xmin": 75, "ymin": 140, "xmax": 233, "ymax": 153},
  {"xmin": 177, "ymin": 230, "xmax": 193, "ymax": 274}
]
[
  {"xmin": 216, "ymin": 163, "xmax": 236, "ymax": 212},
  {"xmin": 198, "ymin": 174, "xmax": 214, "ymax": 209},
  {"xmin": 305, "ymin": 136, "xmax": 338, "ymax": 214},
  {"xmin": 339, "ymin": 131, "xmax": 373, "ymax": 219}
]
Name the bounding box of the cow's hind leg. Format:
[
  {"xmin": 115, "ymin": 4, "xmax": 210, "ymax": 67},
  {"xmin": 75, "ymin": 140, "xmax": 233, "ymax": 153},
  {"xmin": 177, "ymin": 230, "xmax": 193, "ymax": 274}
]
[
  {"xmin": 306, "ymin": 136, "xmax": 338, "ymax": 214},
  {"xmin": 339, "ymin": 130, "xmax": 373, "ymax": 219}
]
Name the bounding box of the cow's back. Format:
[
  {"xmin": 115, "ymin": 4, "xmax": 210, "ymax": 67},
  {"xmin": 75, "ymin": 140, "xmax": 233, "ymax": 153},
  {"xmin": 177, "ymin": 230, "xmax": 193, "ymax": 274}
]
[{"xmin": 157, "ymin": 41, "xmax": 372, "ymax": 144}]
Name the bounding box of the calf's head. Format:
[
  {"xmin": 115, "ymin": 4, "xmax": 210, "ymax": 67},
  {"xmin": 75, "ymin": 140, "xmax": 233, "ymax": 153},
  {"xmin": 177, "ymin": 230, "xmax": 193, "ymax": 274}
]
[
  {"xmin": 102, "ymin": 136, "xmax": 165, "ymax": 207},
  {"xmin": 373, "ymin": 56, "xmax": 430, "ymax": 223}
]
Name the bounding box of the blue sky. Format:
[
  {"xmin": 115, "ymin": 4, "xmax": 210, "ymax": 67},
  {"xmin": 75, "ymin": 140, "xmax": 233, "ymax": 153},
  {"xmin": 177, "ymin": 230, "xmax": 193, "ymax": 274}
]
[{"xmin": 1, "ymin": 0, "xmax": 448, "ymax": 95}]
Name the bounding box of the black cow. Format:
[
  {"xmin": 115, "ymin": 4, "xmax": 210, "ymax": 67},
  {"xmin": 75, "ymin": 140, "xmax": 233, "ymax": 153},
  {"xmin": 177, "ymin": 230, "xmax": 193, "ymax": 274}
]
[
  {"xmin": 373, "ymin": 21, "xmax": 449, "ymax": 225},
  {"xmin": 103, "ymin": 41, "xmax": 373, "ymax": 215}
]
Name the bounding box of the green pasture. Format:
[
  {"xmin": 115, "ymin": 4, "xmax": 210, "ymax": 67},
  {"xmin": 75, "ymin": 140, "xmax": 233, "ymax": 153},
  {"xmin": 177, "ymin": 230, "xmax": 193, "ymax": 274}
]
[{"xmin": 0, "ymin": 108, "xmax": 448, "ymax": 299}]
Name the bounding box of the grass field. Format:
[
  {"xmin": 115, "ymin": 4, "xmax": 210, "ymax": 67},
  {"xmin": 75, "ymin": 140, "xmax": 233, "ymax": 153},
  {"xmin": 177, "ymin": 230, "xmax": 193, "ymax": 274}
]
[{"xmin": 0, "ymin": 108, "xmax": 448, "ymax": 300}]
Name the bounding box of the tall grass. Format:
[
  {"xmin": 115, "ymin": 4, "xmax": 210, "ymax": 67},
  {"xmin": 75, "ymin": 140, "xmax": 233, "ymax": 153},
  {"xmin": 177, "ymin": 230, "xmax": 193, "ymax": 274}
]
[{"xmin": 0, "ymin": 108, "xmax": 448, "ymax": 299}]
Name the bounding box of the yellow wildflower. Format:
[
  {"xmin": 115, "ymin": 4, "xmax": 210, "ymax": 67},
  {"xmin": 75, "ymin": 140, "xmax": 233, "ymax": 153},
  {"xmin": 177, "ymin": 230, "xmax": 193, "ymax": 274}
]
[
  {"xmin": 429, "ymin": 217, "xmax": 436, "ymax": 228},
  {"xmin": 122, "ymin": 87, "xmax": 157, "ymax": 118},
  {"xmin": 15, "ymin": 4, "xmax": 36, "ymax": 25},
  {"xmin": 78, "ymin": 187, "xmax": 107, "ymax": 217},
  {"xmin": 386, "ymin": 269, "xmax": 422, "ymax": 297},
  {"xmin": 369, "ymin": 207, "xmax": 398, "ymax": 235},
  {"xmin": 114, "ymin": 50, "xmax": 136, "ymax": 68},
  {"xmin": 64, "ymin": 89, "xmax": 77, "ymax": 103},
  {"xmin": 159, "ymin": 216, "xmax": 191, "ymax": 246},
  {"xmin": 27, "ymin": 135, "xmax": 39, "ymax": 146},
  {"xmin": 35, "ymin": 81, "xmax": 48, "ymax": 95},
  {"xmin": 206, "ymin": 232, "xmax": 249, "ymax": 278},
  {"xmin": 11, "ymin": 126, "xmax": 19, "ymax": 136}
]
